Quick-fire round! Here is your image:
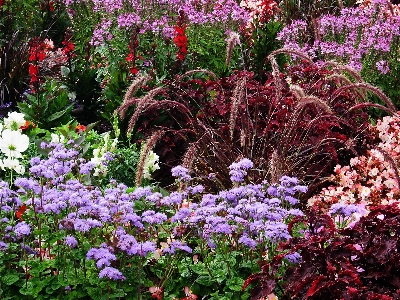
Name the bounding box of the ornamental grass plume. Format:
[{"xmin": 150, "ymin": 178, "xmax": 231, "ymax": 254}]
[{"xmin": 117, "ymin": 50, "xmax": 396, "ymax": 198}]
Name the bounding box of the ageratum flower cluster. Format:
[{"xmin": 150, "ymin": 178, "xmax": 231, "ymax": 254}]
[{"xmin": 0, "ymin": 147, "xmax": 308, "ymax": 282}]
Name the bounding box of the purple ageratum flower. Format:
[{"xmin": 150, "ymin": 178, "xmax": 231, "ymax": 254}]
[
  {"xmin": 0, "ymin": 241, "xmax": 8, "ymax": 251},
  {"xmin": 142, "ymin": 210, "xmax": 167, "ymax": 224},
  {"xmin": 98, "ymin": 267, "xmax": 126, "ymax": 281},
  {"xmin": 14, "ymin": 222, "xmax": 31, "ymax": 238},
  {"xmin": 285, "ymin": 252, "xmax": 302, "ymax": 264},
  {"xmin": 329, "ymin": 203, "xmax": 362, "ymax": 217},
  {"xmin": 171, "ymin": 208, "xmax": 191, "ymax": 222},
  {"xmin": 73, "ymin": 218, "xmax": 102, "ymax": 232},
  {"xmin": 160, "ymin": 191, "xmax": 184, "ymax": 206},
  {"xmin": 163, "ymin": 241, "xmax": 192, "ymax": 254},
  {"xmin": 145, "ymin": 192, "xmax": 163, "ymax": 203},
  {"xmin": 131, "ymin": 187, "xmax": 152, "ymax": 200},
  {"xmin": 65, "ymin": 235, "xmax": 78, "ymax": 248},
  {"xmin": 171, "ymin": 166, "xmax": 192, "ymax": 182},
  {"xmin": 229, "ymin": 158, "xmax": 253, "ymax": 183},
  {"xmin": 238, "ymin": 235, "xmax": 257, "ymax": 249},
  {"xmin": 124, "ymin": 241, "xmax": 156, "ymax": 257},
  {"xmin": 117, "ymin": 234, "xmax": 138, "ymax": 254},
  {"xmin": 188, "ymin": 185, "xmax": 204, "ymax": 195},
  {"xmin": 86, "ymin": 247, "xmax": 117, "ymax": 268},
  {"xmin": 80, "ymin": 162, "xmax": 96, "ymax": 175}
]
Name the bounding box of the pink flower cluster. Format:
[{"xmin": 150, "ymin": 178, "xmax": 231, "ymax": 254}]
[{"xmin": 308, "ymin": 115, "xmax": 400, "ymax": 209}]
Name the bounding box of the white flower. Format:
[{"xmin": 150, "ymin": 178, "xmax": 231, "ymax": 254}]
[
  {"xmin": 3, "ymin": 112, "xmax": 26, "ymax": 131},
  {"xmin": 0, "ymin": 158, "xmax": 25, "ymax": 174},
  {"xmin": 51, "ymin": 133, "xmax": 65, "ymax": 144},
  {"xmin": 143, "ymin": 151, "xmax": 160, "ymax": 180},
  {"xmin": 0, "ymin": 129, "xmax": 30, "ymax": 158}
]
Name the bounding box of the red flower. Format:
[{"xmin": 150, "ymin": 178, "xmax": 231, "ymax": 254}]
[
  {"xmin": 149, "ymin": 287, "xmax": 164, "ymax": 300},
  {"xmin": 75, "ymin": 124, "xmax": 86, "ymax": 133},
  {"xmin": 130, "ymin": 67, "xmax": 139, "ymax": 75},
  {"xmin": 16, "ymin": 205, "xmax": 27, "ymax": 221},
  {"xmin": 20, "ymin": 120, "xmax": 36, "ymax": 131},
  {"xmin": 173, "ymin": 13, "xmax": 188, "ymax": 62}
]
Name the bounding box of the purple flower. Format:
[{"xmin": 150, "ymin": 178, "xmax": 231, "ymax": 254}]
[
  {"xmin": 65, "ymin": 235, "xmax": 78, "ymax": 248},
  {"xmin": 0, "ymin": 241, "xmax": 8, "ymax": 251},
  {"xmin": 171, "ymin": 166, "xmax": 192, "ymax": 182},
  {"xmin": 238, "ymin": 235, "xmax": 257, "ymax": 249},
  {"xmin": 98, "ymin": 267, "xmax": 126, "ymax": 281},
  {"xmin": 376, "ymin": 60, "xmax": 390, "ymax": 74},
  {"xmin": 14, "ymin": 222, "xmax": 31, "ymax": 238},
  {"xmin": 86, "ymin": 246, "xmax": 117, "ymax": 268},
  {"xmin": 329, "ymin": 203, "xmax": 361, "ymax": 217},
  {"xmin": 171, "ymin": 208, "xmax": 191, "ymax": 222},
  {"xmin": 285, "ymin": 252, "xmax": 302, "ymax": 263},
  {"xmin": 80, "ymin": 162, "xmax": 96, "ymax": 175},
  {"xmin": 142, "ymin": 210, "xmax": 167, "ymax": 224}
]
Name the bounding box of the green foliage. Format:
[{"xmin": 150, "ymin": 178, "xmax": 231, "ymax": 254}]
[
  {"xmin": 17, "ymin": 81, "xmax": 74, "ymax": 130},
  {"xmin": 102, "ymin": 145, "xmax": 140, "ymax": 187}
]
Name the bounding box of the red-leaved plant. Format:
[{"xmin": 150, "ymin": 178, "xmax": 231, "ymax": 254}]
[
  {"xmin": 243, "ymin": 204, "xmax": 400, "ymax": 299},
  {"xmin": 117, "ymin": 49, "xmax": 395, "ymax": 197}
]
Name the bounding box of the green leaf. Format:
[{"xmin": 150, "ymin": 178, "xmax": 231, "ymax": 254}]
[
  {"xmin": 74, "ymin": 135, "xmax": 86, "ymax": 146},
  {"xmin": 2, "ymin": 274, "xmax": 19, "ymax": 285},
  {"xmin": 226, "ymin": 277, "xmax": 244, "ymax": 292},
  {"xmin": 47, "ymin": 106, "xmax": 72, "ymax": 122},
  {"xmin": 85, "ymin": 122, "xmax": 99, "ymax": 132},
  {"xmin": 196, "ymin": 275, "xmax": 214, "ymax": 286}
]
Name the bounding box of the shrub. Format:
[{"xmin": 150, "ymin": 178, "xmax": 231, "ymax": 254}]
[
  {"xmin": 244, "ymin": 204, "xmax": 400, "ymax": 299},
  {"xmin": 117, "ymin": 51, "xmax": 394, "ymax": 199},
  {"xmin": 309, "ymin": 114, "xmax": 400, "ymax": 209}
]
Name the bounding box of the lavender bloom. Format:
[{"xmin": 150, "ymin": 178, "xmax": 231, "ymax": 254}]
[
  {"xmin": 171, "ymin": 208, "xmax": 191, "ymax": 222},
  {"xmin": 142, "ymin": 210, "xmax": 167, "ymax": 224},
  {"xmin": 171, "ymin": 166, "xmax": 192, "ymax": 182},
  {"xmin": 65, "ymin": 235, "xmax": 78, "ymax": 248},
  {"xmin": 21, "ymin": 243, "xmax": 38, "ymax": 255},
  {"xmin": 80, "ymin": 162, "xmax": 96, "ymax": 175},
  {"xmin": 86, "ymin": 247, "xmax": 117, "ymax": 269},
  {"xmin": 163, "ymin": 241, "xmax": 192, "ymax": 254},
  {"xmin": 285, "ymin": 252, "xmax": 302, "ymax": 264},
  {"xmin": 189, "ymin": 185, "xmax": 205, "ymax": 194},
  {"xmin": 14, "ymin": 222, "xmax": 31, "ymax": 238},
  {"xmin": 98, "ymin": 267, "xmax": 126, "ymax": 281},
  {"xmin": 0, "ymin": 241, "xmax": 8, "ymax": 251},
  {"xmin": 376, "ymin": 60, "xmax": 390, "ymax": 74},
  {"xmin": 238, "ymin": 235, "xmax": 257, "ymax": 249},
  {"xmin": 329, "ymin": 203, "xmax": 362, "ymax": 217}
]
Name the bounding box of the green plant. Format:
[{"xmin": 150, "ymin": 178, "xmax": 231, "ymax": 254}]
[{"xmin": 17, "ymin": 80, "xmax": 74, "ymax": 130}]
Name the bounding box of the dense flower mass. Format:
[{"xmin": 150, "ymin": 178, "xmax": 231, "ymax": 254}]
[
  {"xmin": 277, "ymin": 0, "xmax": 400, "ymax": 72},
  {"xmin": 309, "ymin": 115, "xmax": 400, "ymax": 209}
]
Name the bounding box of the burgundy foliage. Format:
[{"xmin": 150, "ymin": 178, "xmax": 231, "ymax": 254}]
[
  {"xmin": 123, "ymin": 59, "xmax": 378, "ymax": 193},
  {"xmin": 244, "ymin": 204, "xmax": 400, "ymax": 299}
]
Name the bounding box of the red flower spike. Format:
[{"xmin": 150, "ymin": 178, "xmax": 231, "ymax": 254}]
[
  {"xmin": 174, "ymin": 11, "xmax": 188, "ymax": 62},
  {"xmin": 16, "ymin": 205, "xmax": 27, "ymax": 221}
]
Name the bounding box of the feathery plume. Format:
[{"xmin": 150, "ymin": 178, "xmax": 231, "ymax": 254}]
[
  {"xmin": 126, "ymin": 86, "xmax": 167, "ymax": 134},
  {"xmin": 331, "ymin": 83, "xmax": 396, "ymax": 113},
  {"xmin": 135, "ymin": 130, "xmax": 165, "ymax": 186},
  {"xmin": 229, "ymin": 77, "xmax": 246, "ymax": 139},
  {"xmin": 225, "ymin": 31, "xmax": 241, "ymax": 67}
]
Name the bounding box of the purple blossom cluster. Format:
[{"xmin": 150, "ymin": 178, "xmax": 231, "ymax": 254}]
[
  {"xmin": 277, "ymin": 0, "xmax": 400, "ymax": 73},
  {"xmin": 0, "ymin": 150, "xmax": 310, "ymax": 282},
  {"xmin": 65, "ymin": 0, "xmax": 250, "ymax": 44},
  {"xmin": 229, "ymin": 158, "xmax": 253, "ymax": 183}
]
